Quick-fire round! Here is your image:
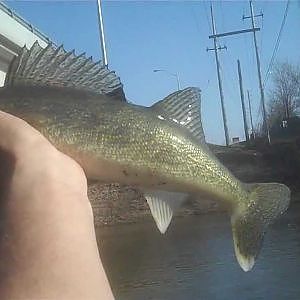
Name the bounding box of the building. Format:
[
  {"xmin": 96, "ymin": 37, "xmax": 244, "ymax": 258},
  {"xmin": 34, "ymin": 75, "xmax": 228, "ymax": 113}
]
[{"xmin": 0, "ymin": 2, "xmax": 51, "ymax": 87}]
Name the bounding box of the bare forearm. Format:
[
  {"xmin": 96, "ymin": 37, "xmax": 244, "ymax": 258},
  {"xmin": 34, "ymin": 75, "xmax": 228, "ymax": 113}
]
[
  {"xmin": 0, "ymin": 111, "xmax": 114, "ymax": 299},
  {"xmin": 0, "ymin": 186, "xmax": 114, "ymax": 300}
]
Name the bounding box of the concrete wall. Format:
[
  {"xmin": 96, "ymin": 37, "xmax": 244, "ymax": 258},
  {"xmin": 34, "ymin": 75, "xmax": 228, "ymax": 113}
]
[{"xmin": 0, "ymin": 3, "xmax": 49, "ymax": 86}]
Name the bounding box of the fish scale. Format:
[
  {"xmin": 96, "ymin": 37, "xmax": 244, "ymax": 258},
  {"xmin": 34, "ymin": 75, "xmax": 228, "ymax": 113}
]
[{"xmin": 0, "ymin": 42, "xmax": 290, "ymax": 272}]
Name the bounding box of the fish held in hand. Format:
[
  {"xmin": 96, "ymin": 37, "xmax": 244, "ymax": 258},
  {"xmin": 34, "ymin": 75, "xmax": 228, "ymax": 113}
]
[{"xmin": 0, "ymin": 42, "xmax": 290, "ymax": 271}]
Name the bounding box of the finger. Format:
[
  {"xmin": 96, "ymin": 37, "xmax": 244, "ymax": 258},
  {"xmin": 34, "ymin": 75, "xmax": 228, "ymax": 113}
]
[{"xmin": 0, "ymin": 110, "xmax": 46, "ymax": 152}]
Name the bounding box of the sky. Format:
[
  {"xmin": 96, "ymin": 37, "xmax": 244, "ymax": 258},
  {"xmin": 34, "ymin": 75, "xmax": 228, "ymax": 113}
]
[{"xmin": 4, "ymin": 0, "xmax": 300, "ymax": 145}]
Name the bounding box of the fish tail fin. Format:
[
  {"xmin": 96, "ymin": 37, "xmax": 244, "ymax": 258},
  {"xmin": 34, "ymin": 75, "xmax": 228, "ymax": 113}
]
[{"xmin": 231, "ymin": 183, "xmax": 290, "ymax": 272}]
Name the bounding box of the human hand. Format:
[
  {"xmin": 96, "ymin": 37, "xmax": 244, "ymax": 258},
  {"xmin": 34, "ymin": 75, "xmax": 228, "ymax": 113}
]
[
  {"xmin": 0, "ymin": 111, "xmax": 114, "ymax": 300},
  {"xmin": 0, "ymin": 110, "xmax": 87, "ymax": 202}
]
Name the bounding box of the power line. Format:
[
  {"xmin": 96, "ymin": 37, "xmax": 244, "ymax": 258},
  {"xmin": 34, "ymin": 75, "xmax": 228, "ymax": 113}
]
[
  {"xmin": 203, "ymin": 1, "xmax": 212, "ymax": 32},
  {"xmin": 207, "ymin": 3, "xmax": 230, "ymax": 146},
  {"xmin": 219, "ymin": 1, "xmax": 225, "ymax": 32},
  {"xmin": 207, "ymin": 1, "xmax": 267, "ymax": 144},
  {"xmin": 260, "ymin": 7, "xmax": 264, "ymax": 62},
  {"xmin": 263, "ymin": 0, "xmax": 290, "ymax": 88},
  {"xmin": 188, "ymin": 2, "xmax": 207, "ymax": 45}
]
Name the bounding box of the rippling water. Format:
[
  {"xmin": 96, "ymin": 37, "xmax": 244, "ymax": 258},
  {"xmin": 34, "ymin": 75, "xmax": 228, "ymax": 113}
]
[{"xmin": 97, "ymin": 204, "xmax": 300, "ymax": 300}]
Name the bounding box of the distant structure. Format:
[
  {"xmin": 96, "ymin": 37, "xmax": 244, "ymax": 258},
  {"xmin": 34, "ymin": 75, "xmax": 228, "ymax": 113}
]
[
  {"xmin": 232, "ymin": 137, "xmax": 240, "ymax": 144},
  {"xmin": 0, "ymin": 2, "xmax": 51, "ymax": 87}
]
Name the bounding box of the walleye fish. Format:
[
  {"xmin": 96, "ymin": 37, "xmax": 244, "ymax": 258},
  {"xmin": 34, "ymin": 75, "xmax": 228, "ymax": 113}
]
[{"xmin": 0, "ymin": 42, "xmax": 290, "ymax": 271}]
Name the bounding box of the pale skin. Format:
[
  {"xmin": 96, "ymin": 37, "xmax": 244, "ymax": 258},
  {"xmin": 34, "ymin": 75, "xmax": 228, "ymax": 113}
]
[{"xmin": 0, "ymin": 111, "xmax": 114, "ymax": 299}]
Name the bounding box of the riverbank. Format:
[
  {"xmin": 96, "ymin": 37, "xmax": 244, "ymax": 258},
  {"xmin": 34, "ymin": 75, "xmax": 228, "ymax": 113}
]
[
  {"xmin": 97, "ymin": 202, "xmax": 300, "ymax": 300},
  {"xmin": 89, "ymin": 139, "xmax": 300, "ymax": 226}
]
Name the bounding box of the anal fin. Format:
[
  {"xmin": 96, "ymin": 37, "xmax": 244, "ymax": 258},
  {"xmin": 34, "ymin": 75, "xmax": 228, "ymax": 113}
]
[{"xmin": 144, "ymin": 191, "xmax": 187, "ymax": 234}]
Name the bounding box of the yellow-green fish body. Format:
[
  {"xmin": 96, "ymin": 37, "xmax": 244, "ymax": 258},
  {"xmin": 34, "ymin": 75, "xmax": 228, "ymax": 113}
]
[
  {"xmin": 0, "ymin": 42, "xmax": 290, "ymax": 272},
  {"xmin": 0, "ymin": 86, "xmax": 244, "ymax": 201}
]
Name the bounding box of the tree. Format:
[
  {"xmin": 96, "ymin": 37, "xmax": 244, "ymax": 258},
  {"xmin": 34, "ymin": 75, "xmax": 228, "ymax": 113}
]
[{"xmin": 268, "ymin": 62, "xmax": 300, "ymax": 128}]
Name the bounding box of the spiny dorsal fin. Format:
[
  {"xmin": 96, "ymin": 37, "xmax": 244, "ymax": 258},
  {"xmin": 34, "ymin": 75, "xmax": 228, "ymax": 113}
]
[
  {"xmin": 5, "ymin": 41, "xmax": 125, "ymax": 100},
  {"xmin": 151, "ymin": 87, "xmax": 206, "ymax": 145}
]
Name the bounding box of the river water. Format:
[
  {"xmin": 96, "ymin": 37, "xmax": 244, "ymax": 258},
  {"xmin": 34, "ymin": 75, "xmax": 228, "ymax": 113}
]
[{"xmin": 96, "ymin": 204, "xmax": 300, "ymax": 300}]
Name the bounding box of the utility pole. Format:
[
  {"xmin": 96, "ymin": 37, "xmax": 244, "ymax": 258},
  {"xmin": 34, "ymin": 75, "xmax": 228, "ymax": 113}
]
[
  {"xmin": 96, "ymin": 0, "xmax": 108, "ymax": 66},
  {"xmin": 208, "ymin": 3, "xmax": 261, "ymax": 146},
  {"xmin": 237, "ymin": 60, "xmax": 249, "ymax": 142},
  {"xmin": 207, "ymin": 3, "xmax": 230, "ymax": 146},
  {"xmin": 247, "ymin": 90, "xmax": 255, "ymax": 138},
  {"xmin": 207, "ymin": 1, "xmax": 271, "ymax": 144},
  {"xmin": 243, "ymin": 1, "xmax": 270, "ymax": 144}
]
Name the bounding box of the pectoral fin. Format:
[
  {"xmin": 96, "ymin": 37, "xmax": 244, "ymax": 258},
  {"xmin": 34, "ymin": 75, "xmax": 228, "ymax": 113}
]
[{"xmin": 144, "ymin": 191, "xmax": 187, "ymax": 234}]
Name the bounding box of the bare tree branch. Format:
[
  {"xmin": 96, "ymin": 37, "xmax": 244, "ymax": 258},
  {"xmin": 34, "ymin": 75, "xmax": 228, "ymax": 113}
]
[{"xmin": 267, "ymin": 61, "xmax": 300, "ymax": 127}]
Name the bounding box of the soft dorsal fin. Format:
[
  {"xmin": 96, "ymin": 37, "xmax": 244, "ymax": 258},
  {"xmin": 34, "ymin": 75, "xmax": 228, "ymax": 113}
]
[
  {"xmin": 151, "ymin": 87, "xmax": 206, "ymax": 144},
  {"xmin": 5, "ymin": 41, "xmax": 125, "ymax": 100}
]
